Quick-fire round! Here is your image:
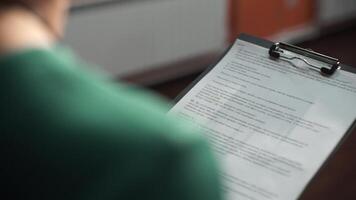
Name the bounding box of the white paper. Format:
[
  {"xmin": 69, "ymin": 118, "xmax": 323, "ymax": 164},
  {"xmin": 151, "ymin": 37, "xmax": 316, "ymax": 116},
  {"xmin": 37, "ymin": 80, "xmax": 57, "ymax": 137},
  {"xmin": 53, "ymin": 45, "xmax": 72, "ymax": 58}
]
[{"xmin": 169, "ymin": 39, "xmax": 356, "ymax": 200}]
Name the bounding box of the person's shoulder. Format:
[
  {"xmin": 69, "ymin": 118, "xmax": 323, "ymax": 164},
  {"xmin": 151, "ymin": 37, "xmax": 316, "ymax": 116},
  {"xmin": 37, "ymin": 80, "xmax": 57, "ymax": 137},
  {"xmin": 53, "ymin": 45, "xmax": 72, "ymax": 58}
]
[
  {"xmin": 0, "ymin": 44, "xmax": 208, "ymax": 152},
  {"xmin": 65, "ymin": 81, "xmax": 205, "ymax": 147},
  {"xmin": 0, "ymin": 46, "xmax": 76, "ymax": 78},
  {"xmin": 0, "ymin": 47, "xmax": 221, "ymax": 200}
]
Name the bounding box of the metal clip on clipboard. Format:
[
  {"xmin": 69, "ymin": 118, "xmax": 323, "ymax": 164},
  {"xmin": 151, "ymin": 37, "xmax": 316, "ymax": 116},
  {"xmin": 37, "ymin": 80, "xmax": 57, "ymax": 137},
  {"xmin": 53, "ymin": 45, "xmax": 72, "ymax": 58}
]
[{"xmin": 269, "ymin": 42, "xmax": 340, "ymax": 76}]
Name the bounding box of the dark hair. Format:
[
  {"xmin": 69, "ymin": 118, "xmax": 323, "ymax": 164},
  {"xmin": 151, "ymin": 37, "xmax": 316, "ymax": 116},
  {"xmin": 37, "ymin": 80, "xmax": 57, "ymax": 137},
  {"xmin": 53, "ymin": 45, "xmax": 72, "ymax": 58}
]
[
  {"xmin": 0, "ymin": 0, "xmax": 35, "ymax": 7},
  {"xmin": 0, "ymin": 0, "xmax": 20, "ymax": 6}
]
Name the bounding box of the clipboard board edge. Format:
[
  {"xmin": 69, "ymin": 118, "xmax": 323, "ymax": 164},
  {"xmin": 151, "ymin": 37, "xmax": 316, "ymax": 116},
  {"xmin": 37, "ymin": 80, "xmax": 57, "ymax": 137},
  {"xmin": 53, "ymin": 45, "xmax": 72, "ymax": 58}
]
[
  {"xmin": 298, "ymin": 119, "xmax": 356, "ymax": 199},
  {"xmin": 172, "ymin": 33, "xmax": 356, "ymax": 104}
]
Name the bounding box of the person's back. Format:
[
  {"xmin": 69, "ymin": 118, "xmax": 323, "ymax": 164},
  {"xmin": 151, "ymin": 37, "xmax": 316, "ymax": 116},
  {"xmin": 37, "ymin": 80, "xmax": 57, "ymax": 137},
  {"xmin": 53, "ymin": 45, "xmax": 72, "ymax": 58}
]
[{"xmin": 0, "ymin": 1, "xmax": 222, "ymax": 199}]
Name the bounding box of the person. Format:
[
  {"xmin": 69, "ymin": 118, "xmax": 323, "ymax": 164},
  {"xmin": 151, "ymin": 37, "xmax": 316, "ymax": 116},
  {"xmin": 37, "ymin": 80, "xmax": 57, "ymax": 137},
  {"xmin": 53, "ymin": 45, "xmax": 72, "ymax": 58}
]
[{"xmin": 0, "ymin": 0, "xmax": 222, "ymax": 199}]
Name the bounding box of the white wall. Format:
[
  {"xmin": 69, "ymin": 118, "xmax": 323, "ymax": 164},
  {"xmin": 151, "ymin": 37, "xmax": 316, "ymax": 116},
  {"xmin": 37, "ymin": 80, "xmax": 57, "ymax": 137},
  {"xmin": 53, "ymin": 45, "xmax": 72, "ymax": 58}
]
[
  {"xmin": 318, "ymin": 0, "xmax": 356, "ymax": 25},
  {"xmin": 65, "ymin": 0, "xmax": 227, "ymax": 77}
]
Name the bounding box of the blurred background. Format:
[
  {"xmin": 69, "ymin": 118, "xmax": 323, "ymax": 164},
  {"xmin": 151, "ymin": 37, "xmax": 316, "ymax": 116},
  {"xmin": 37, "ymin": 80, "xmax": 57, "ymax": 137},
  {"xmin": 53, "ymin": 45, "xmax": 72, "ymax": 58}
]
[
  {"xmin": 66, "ymin": 1, "xmax": 356, "ymax": 200},
  {"xmin": 67, "ymin": 0, "xmax": 356, "ymax": 88}
]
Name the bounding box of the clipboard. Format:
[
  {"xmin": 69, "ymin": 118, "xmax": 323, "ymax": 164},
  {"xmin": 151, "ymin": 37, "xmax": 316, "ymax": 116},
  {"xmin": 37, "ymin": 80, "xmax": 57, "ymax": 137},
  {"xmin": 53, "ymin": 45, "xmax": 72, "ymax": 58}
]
[
  {"xmin": 172, "ymin": 34, "xmax": 356, "ymax": 199},
  {"xmin": 175, "ymin": 34, "xmax": 356, "ymax": 102}
]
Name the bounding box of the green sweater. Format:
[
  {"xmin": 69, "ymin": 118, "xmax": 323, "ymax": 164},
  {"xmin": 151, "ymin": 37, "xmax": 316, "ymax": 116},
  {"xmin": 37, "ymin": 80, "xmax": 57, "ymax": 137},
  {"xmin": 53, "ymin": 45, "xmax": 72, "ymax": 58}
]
[{"xmin": 0, "ymin": 47, "xmax": 222, "ymax": 200}]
